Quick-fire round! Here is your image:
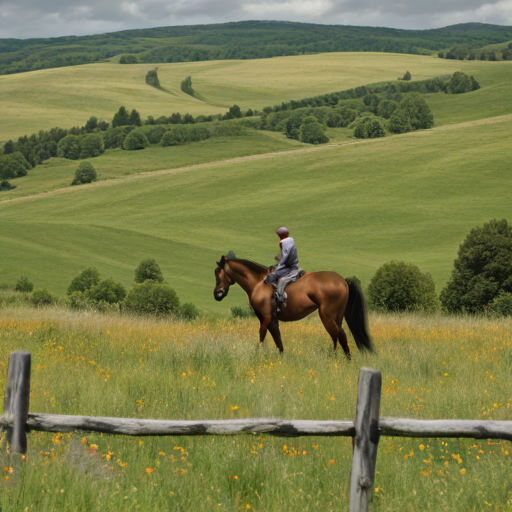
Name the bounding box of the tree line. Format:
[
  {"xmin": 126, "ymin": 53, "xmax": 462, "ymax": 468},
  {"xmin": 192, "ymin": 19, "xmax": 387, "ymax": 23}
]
[
  {"xmin": 2, "ymin": 21, "xmax": 512, "ymax": 75},
  {"xmin": 7, "ymin": 259, "xmax": 200, "ymax": 319}
]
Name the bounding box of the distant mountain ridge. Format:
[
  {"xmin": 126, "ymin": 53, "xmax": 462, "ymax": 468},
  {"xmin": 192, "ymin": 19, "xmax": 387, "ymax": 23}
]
[{"xmin": 1, "ymin": 20, "xmax": 511, "ymax": 75}]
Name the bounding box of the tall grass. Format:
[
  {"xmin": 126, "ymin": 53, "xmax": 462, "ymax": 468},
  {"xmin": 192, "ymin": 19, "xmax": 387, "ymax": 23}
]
[{"xmin": 0, "ymin": 306, "xmax": 510, "ymax": 511}]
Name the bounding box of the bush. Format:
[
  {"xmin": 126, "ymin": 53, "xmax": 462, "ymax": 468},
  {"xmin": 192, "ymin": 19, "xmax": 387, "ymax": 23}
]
[
  {"xmin": 388, "ymin": 94, "xmax": 433, "ymax": 134},
  {"xmin": 15, "ymin": 276, "xmax": 33, "ymax": 293},
  {"xmin": 368, "ymin": 261, "xmax": 439, "ymax": 312},
  {"xmin": 87, "ymin": 278, "xmax": 126, "ymax": 305},
  {"xmin": 161, "ymin": 126, "xmax": 190, "ymax": 146},
  {"xmin": 211, "ymin": 123, "xmax": 245, "ymax": 137},
  {"xmin": 57, "ymin": 135, "xmax": 81, "ymax": 160},
  {"xmin": 402, "ymin": 71, "xmax": 412, "ymax": 81},
  {"xmin": 486, "ymin": 292, "xmax": 512, "ymax": 317},
  {"xmin": 80, "ymin": 134, "xmax": 104, "ymax": 159},
  {"xmin": 299, "ymin": 116, "xmax": 329, "ymax": 144},
  {"xmin": 134, "ymin": 258, "xmax": 164, "ymax": 283},
  {"xmin": 144, "ymin": 125, "xmax": 168, "ymax": 144},
  {"xmin": 124, "ymin": 281, "xmax": 180, "ymax": 315},
  {"xmin": 71, "ymin": 161, "xmax": 97, "ymax": 185},
  {"xmin": 68, "ymin": 268, "xmax": 101, "ymax": 295},
  {"xmin": 446, "ymin": 72, "xmax": 480, "ymax": 94},
  {"xmin": 103, "ymin": 126, "xmax": 133, "ymax": 149},
  {"xmin": 179, "ymin": 302, "xmax": 200, "ymax": 320},
  {"xmin": 231, "ymin": 305, "xmax": 256, "ymax": 318},
  {"xmin": 440, "ymin": 219, "xmax": 512, "ymax": 313},
  {"xmin": 123, "ymin": 130, "xmax": 149, "ymax": 150},
  {"xmin": 0, "ymin": 152, "xmax": 31, "ymax": 180},
  {"xmin": 353, "ymin": 116, "xmax": 386, "ymax": 139},
  {"xmin": 31, "ymin": 288, "xmax": 58, "ymax": 306}
]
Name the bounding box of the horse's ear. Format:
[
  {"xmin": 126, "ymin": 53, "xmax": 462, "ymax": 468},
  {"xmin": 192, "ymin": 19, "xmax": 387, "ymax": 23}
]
[{"xmin": 216, "ymin": 261, "xmax": 221, "ymax": 266}]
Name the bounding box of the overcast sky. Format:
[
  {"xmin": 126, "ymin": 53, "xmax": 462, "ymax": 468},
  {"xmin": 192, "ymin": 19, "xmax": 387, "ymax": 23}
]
[{"xmin": 1, "ymin": 0, "xmax": 511, "ymax": 39}]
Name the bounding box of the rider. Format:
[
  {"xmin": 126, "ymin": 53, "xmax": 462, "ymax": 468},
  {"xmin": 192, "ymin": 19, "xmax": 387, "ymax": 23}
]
[{"xmin": 265, "ymin": 227, "xmax": 299, "ymax": 306}]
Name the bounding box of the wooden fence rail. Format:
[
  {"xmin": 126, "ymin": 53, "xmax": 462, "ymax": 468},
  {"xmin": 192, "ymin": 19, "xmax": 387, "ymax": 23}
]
[{"xmin": 2, "ymin": 351, "xmax": 512, "ymax": 512}]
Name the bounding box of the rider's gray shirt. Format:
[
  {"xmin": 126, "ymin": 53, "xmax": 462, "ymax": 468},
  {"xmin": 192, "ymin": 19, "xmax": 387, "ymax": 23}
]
[{"xmin": 274, "ymin": 237, "xmax": 299, "ymax": 278}]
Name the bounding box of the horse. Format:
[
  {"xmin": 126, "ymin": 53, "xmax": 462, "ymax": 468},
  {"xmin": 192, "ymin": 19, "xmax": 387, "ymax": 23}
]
[{"xmin": 214, "ymin": 254, "xmax": 375, "ymax": 358}]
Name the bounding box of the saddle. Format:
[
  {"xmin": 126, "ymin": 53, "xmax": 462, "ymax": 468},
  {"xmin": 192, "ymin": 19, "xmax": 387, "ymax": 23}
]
[{"xmin": 269, "ymin": 268, "xmax": 305, "ymax": 312}]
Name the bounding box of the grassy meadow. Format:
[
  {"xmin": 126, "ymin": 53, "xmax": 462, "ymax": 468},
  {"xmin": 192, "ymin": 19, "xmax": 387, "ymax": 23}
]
[
  {"xmin": 1, "ymin": 112, "xmax": 511, "ymax": 312},
  {"xmin": 0, "ymin": 50, "xmax": 511, "ymax": 510},
  {"xmin": 0, "ymin": 306, "xmax": 511, "ymax": 511}
]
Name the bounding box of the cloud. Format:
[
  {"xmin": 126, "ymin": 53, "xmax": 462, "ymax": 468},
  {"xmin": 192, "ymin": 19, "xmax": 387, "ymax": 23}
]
[{"xmin": 0, "ymin": 0, "xmax": 511, "ymax": 38}]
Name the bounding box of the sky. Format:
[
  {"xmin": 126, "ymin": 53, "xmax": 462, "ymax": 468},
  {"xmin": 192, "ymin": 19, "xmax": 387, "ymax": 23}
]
[{"xmin": 0, "ymin": 0, "xmax": 511, "ymax": 39}]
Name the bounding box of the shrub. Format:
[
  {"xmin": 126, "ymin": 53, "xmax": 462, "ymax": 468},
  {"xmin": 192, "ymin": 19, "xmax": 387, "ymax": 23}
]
[
  {"xmin": 123, "ymin": 130, "xmax": 149, "ymax": 150},
  {"xmin": 486, "ymin": 292, "xmax": 512, "ymax": 317},
  {"xmin": 299, "ymin": 116, "xmax": 329, "ymax": 144},
  {"xmin": 71, "ymin": 161, "xmax": 97, "ymax": 185},
  {"xmin": 124, "ymin": 281, "xmax": 180, "ymax": 315},
  {"xmin": 0, "ymin": 152, "xmax": 31, "ymax": 180},
  {"xmin": 229, "ymin": 105, "xmax": 242, "ymax": 118},
  {"xmin": 402, "ymin": 71, "xmax": 412, "ymax": 81},
  {"xmin": 68, "ymin": 268, "xmax": 101, "ymax": 295},
  {"xmin": 87, "ymin": 278, "xmax": 127, "ymax": 305},
  {"xmin": 57, "ymin": 135, "xmax": 81, "ymax": 160},
  {"xmin": 103, "ymin": 127, "xmax": 133, "ymax": 149},
  {"xmin": 80, "ymin": 134, "xmax": 104, "ymax": 159},
  {"xmin": 179, "ymin": 302, "xmax": 200, "ymax": 320},
  {"xmin": 135, "ymin": 258, "xmax": 164, "ymax": 283},
  {"xmin": 440, "ymin": 219, "xmax": 512, "ymax": 313},
  {"xmin": 161, "ymin": 126, "xmax": 190, "ymax": 146},
  {"xmin": 144, "ymin": 125, "xmax": 168, "ymax": 144},
  {"xmin": 353, "ymin": 116, "xmax": 386, "ymax": 139},
  {"xmin": 446, "ymin": 72, "xmax": 480, "ymax": 94},
  {"xmin": 211, "ymin": 123, "xmax": 245, "ymax": 137},
  {"xmin": 120, "ymin": 55, "xmax": 138, "ymax": 64},
  {"xmin": 31, "ymin": 288, "xmax": 58, "ymax": 306},
  {"xmin": 15, "ymin": 276, "xmax": 33, "ymax": 293},
  {"xmin": 231, "ymin": 305, "xmax": 256, "ymax": 318},
  {"xmin": 368, "ymin": 261, "xmax": 439, "ymax": 312},
  {"xmin": 181, "ymin": 76, "xmax": 194, "ymax": 96},
  {"xmin": 188, "ymin": 125, "xmax": 210, "ymax": 142},
  {"xmin": 388, "ymin": 94, "xmax": 433, "ymax": 134}
]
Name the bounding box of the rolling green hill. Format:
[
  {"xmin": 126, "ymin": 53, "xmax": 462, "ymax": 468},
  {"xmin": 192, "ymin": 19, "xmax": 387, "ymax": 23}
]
[
  {"xmin": 1, "ymin": 52, "xmax": 511, "ymax": 313},
  {"xmin": 0, "ymin": 52, "xmax": 508, "ymax": 144},
  {"xmin": 2, "ymin": 21, "xmax": 512, "ymax": 76}
]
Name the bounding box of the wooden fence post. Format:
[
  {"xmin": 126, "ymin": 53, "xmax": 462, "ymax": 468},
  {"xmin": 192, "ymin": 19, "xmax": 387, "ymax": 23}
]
[
  {"xmin": 349, "ymin": 367, "xmax": 382, "ymax": 512},
  {"xmin": 3, "ymin": 351, "xmax": 31, "ymax": 454}
]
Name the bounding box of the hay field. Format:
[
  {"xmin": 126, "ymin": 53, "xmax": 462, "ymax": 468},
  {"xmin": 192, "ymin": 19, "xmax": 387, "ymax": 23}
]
[{"xmin": 0, "ymin": 306, "xmax": 510, "ymax": 511}]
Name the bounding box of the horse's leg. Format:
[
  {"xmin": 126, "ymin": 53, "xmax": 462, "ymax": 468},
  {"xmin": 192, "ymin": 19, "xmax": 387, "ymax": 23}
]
[
  {"xmin": 267, "ymin": 316, "xmax": 284, "ymax": 353},
  {"xmin": 338, "ymin": 323, "xmax": 352, "ymax": 360},
  {"xmin": 258, "ymin": 315, "xmax": 272, "ymax": 348},
  {"xmin": 318, "ymin": 308, "xmax": 340, "ymax": 351}
]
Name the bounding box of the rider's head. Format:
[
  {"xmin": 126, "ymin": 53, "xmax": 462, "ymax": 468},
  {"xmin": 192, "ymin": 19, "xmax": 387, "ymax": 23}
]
[{"xmin": 276, "ymin": 227, "xmax": 289, "ymax": 240}]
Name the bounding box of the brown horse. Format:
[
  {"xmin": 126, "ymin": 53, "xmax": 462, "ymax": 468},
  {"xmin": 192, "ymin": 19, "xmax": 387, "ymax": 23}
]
[{"xmin": 214, "ymin": 255, "xmax": 375, "ymax": 358}]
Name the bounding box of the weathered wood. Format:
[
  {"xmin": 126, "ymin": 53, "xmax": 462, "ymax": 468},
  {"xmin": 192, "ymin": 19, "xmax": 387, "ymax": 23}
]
[
  {"xmin": 0, "ymin": 413, "xmax": 355, "ymax": 437},
  {"xmin": 3, "ymin": 351, "xmax": 31, "ymax": 453},
  {"xmin": 379, "ymin": 418, "xmax": 512, "ymax": 442},
  {"xmin": 350, "ymin": 367, "xmax": 382, "ymax": 512}
]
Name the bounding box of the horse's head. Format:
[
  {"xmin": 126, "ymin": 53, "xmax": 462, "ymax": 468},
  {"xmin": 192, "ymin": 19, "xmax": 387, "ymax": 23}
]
[{"xmin": 214, "ymin": 255, "xmax": 235, "ymax": 301}]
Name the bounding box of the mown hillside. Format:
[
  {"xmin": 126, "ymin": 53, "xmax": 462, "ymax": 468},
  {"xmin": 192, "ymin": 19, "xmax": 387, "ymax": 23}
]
[
  {"xmin": 0, "ymin": 52, "xmax": 511, "ymax": 313},
  {"xmin": 1, "ymin": 20, "xmax": 512, "ymax": 75}
]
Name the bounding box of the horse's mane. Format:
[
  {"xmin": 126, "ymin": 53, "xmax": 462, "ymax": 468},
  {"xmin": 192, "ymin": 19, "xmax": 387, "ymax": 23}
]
[{"xmin": 228, "ymin": 258, "xmax": 269, "ymax": 275}]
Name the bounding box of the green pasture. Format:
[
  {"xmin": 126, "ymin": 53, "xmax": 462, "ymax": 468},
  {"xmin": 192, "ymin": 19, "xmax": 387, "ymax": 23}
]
[
  {"xmin": 0, "ymin": 307, "xmax": 511, "ymax": 511},
  {"xmin": 1, "ymin": 113, "xmax": 511, "ymax": 313},
  {"xmin": 1, "ymin": 52, "xmax": 509, "ymax": 144}
]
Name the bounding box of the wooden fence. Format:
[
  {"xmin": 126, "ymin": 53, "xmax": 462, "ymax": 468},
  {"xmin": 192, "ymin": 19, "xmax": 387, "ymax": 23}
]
[{"xmin": 2, "ymin": 351, "xmax": 512, "ymax": 512}]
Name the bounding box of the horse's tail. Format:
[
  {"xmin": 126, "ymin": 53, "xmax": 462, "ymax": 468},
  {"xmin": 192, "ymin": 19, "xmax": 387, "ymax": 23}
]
[{"xmin": 344, "ymin": 279, "xmax": 376, "ymax": 354}]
